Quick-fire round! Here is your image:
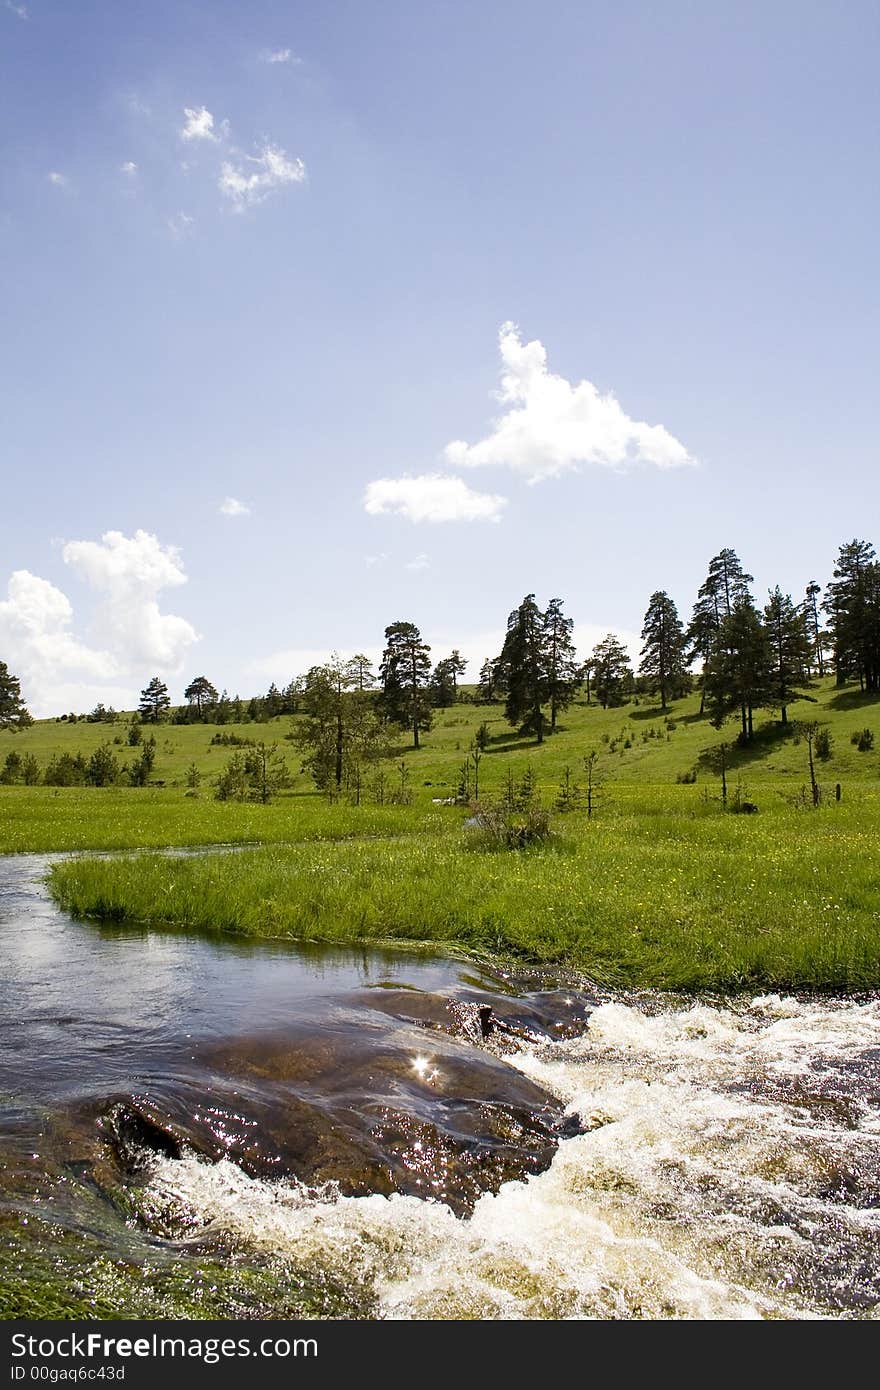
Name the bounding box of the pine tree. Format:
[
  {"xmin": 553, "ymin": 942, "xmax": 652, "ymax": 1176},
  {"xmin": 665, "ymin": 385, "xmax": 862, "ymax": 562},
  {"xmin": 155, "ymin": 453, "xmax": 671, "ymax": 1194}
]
[
  {"xmin": 803, "ymin": 581, "xmax": 826, "ymax": 677},
  {"xmin": 687, "ymin": 549, "xmax": 754, "ymax": 713},
  {"xmin": 639, "ymin": 591, "xmax": 688, "ymax": 710},
  {"xmin": 346, "ymin": 654, "xmax": 375, "ymax": 692},
  {"xmin": 477, "ymin": 658, "xmax": 498, "ymax": 703},
  {"xmin": 499, "ymin": 595, "xmax": 550, "ymax": 742},
  {"xmin": 448, "ymin": 650, "xmax": 467, "ymax": 695},
  {"xmin": 823, "ymin": 539, "xmax": 880, "ymax": 691},
  {"xmin": 0, "ymin": 661, "xmax": 31, "ymax": 730},
  {"xmin": 542, "ymin": 597, "xmax": 579, "ymax": 731},
  {"xmin": 704, "ymin": 598, "xmax": 771, "ymax": 739},
  {"xmin": 138, "ymin": 675, "xmax": 170, "ymax": 724},
  {"xmin": 430, "ymin": 656, "xmax": 458, "ymax": 708},
  {"xmin": 763, "ymin": 587, "xmax": 814, "ymax": 724},
  {"xmin": 183, "ymin": 676, "xmax": 219, "ymax": 720},
  {"xmin": 379, "ymin": 621, "xmax": 433, "ymax": 748},
  {"xmin": 591, "ymin": 634, "xmax": 634, "ymax": 709}
]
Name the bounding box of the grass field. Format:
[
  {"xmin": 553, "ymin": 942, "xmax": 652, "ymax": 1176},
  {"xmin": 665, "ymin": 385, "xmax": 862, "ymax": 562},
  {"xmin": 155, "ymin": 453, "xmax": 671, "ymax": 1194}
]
[
  {"xmin": 49, "ymin": 788, "xmax": 880, "ymax": 991},
  {"xmin": 3, "ymin": 676, "xmax": 880, "ymax": 852},
  {"xmin": 6, "ymin": 678, "xmax": 880, "ymax": 991}
]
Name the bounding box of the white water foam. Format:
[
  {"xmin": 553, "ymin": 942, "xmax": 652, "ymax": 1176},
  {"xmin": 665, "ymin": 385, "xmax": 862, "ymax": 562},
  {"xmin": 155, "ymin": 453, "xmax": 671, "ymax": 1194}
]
[{"xmin": 145, "ymin": 993, "xmax": 880, "ymax": 1320}]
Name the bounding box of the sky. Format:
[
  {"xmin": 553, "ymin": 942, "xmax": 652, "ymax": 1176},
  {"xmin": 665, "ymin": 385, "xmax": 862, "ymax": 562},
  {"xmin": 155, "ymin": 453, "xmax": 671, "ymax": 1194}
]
[{"xmin": 1, "ymin": 0, "xmax": 878, "ymax": 715}]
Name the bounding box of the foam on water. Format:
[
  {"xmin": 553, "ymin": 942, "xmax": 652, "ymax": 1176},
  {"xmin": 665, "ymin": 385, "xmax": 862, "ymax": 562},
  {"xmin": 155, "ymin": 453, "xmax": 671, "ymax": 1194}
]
[{"xmin": 145, "ymin": 992, "xmax": 880, "ymax": 1319}]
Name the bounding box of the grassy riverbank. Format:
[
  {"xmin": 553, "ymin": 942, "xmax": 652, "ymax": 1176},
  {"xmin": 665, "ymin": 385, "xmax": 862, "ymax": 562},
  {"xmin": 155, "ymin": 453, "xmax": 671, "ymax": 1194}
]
[{"xmin": 49, "ymin": 789, "xmax": 880, "ymax": 992}]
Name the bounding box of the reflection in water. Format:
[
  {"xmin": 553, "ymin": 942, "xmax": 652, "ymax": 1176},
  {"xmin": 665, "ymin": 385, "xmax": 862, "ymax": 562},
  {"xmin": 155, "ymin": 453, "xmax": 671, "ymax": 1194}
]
[{"xmin": 1, "ymin": 853, "xmax": 879, "ymax": 1320}]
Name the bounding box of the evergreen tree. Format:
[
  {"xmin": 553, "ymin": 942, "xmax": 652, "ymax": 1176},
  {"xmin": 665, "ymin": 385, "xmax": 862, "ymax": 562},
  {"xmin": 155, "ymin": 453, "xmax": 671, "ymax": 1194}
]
[
  {"xmin": 590, "ymin": 634, "xmax": 634, "ymax": 709},
  {"xmin": 379, "ymin": 621, "xmax": 433, "ymax": 748},
  {"xmin": 499, "ymin": 594, "xmax": 550, "ymax": 742},
  {"xmin": 542, "ymin": 597, "xmax": 579, "ymax": 731},
  {"xmin": 639, "ymin": 591, "xmax": 688, "ymax": 710},
  {"xmin": 763, "ymin": 587, "xmax": 814, "ymax": 724},
  {"xmin": 687, "ymin": 549, "xmax": 754, "ymax": 713},
  {"xmin": 183, "ymin": 676, "xmax": 219, "ymax": 720},
  {"xmin": 477, "ymin": 658, "xmax": 498, "ymax": 703},
  {"xmin": 346, "ymin": 654, "xmax": 375, "ymax": 692},
  {"xmin": 823, "ymin": 539, "xmax": 880, "ymax": 691},
  {"xmin": 0, "ymin": 661, "xmax": 31, "ymax": 730},
  {"xmin": 704, "ymin": 597, "xmax": 771, "ymax": 739},
  {"xmin": 803, "ymin": 581, "xmax": 826, "ymax": 677},
  {"xmin": 430, "ymin": 656, "xmax": 458, "ymax": 708},
  {"xmin": 579, "ymin": 657, "xmax": 595, "ymax": 705},
  {"xmin": 447, "ymin": 649, "xmax": 468, "ymax": 694},
  {"xmin": 138, "ymin": 676, "xmax": 170, "ymax": 724}
]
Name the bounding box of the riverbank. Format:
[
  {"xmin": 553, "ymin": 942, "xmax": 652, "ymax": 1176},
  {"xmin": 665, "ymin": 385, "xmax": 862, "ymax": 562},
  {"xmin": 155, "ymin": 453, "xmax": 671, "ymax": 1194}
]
[{"xmin": 48, "ymin": 789, "xmax": 880, "ymax": 992}]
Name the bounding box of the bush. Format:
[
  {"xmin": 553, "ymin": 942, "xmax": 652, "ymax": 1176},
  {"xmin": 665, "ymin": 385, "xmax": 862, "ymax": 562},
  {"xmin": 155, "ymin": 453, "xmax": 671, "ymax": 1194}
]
[
  {"xmin": 675, "ymin": 768, "xmax": 697, "ymax": 784},
  {"xmin": 815, "ymin": 729, "xmax": 833, "ymax": 760},
  {"xmin": 851, "ymin": 728, "xmax": 874, "ymax": 752},
  {"xmin": 466, "ymin": 800, "xmax": 552, "ymax": 850},
  {"xmin": 44, "ymin": 753, "xmax": 88, "ymax": 787}
]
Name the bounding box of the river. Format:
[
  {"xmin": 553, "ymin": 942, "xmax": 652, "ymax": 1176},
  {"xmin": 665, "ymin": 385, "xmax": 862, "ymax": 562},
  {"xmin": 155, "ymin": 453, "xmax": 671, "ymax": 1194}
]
[{"xmin": 1, "ymin": 852, "xmax": 879, "ymax": 1319}]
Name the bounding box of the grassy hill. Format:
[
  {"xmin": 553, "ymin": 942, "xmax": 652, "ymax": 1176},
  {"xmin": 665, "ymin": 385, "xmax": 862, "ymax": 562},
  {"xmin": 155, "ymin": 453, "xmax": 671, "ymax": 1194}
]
[
  {"xmin": 2, "ymin": 676, "xmax": 878, "ymax": 845},
  {"xmin": 10, "ymin": 676, "xmax": 880, "ymax": 991}
]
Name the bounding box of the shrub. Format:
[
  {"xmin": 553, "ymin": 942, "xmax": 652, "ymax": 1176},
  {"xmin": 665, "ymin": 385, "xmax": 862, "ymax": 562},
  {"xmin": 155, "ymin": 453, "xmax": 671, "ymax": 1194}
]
[
  {"xmin": 851, "ymin": 728, "xmax": 874, "ymax": 752},
  {"xmin": 675, "ymin": 768, "xmax": 697, "ymax": 784},
  {"xmin": 44, "ymin": 753, "xmax": 88, "ymax": 787},
  {"xmin": 466, "ymin": 800, "xmax": 552, "ymax": 850},
  {"xmin": 86, "ymin": 744, "xmax": 120, "ymax": 787},
  {"xmin": 815, "ymin": 729, "xmax": 833, "ymax": 760}
]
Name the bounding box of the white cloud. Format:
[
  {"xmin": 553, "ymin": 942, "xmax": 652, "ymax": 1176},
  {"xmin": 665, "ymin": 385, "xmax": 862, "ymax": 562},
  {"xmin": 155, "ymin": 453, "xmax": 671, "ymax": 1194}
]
[
  {"xmin": 180, "ymin": 105, "xmax": 226, "ymax": 142},
  {"xmin": 0, "ymin": 532, "xmax": 199, "ymax": 715},
  {"xmin": 260, "ymin": 48, "xmax": 299, "ymax": 65},
  {"xmin": 120, "ymin": 161, "xmax": 137, "ymax": 176},
  {"xmin": 62, "ymin": 529, "xmax": 199, "ymax": 672},
  {"xmin": 47, "ymin": 171, "xmax": 67, "ymax": 187},
  {"xmin": 219, "ymin": 496, "xmax": 251, "ymax": 517},
  {"xmin": 219, "ymin": 144, "xmax": 306, "ymax": 210},
  {"xmin": 167, "ymin": 211, "xmax": 195, "ymax": 239},
  {"xmin": 444, "ymin": 322, "xmax": 695, "ymax": 483},
  {"xmin": 0, "ymin": 571, "xmax": 114, "ymax": 688},
  {"xmin": 363, "ymin": 473, "xmax": 507, "ymax": 524},
  {"xmin": 5, "ymin": 2, "xmax": 28, "ymax": 19},
  {"xmin": 365, "ymin": 553, "xmax": 387, "ymax": 568},
  {"xmin": 405, "ymin": 553, "xmax": 430, "ymax": 571}
]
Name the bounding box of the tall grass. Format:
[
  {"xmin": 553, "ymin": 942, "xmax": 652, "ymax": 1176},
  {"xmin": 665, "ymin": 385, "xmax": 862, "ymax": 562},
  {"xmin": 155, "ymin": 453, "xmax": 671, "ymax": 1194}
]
[{"xmin": 49, "ymin": 796, "xmax": 880, "ymax": 992}]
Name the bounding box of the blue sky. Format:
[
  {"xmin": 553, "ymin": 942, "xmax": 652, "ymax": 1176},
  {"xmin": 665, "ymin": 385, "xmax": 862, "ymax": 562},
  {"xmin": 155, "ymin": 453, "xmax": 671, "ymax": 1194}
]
[{"xmin": 1, "ymin": 0, "xmax": 878, "ymax": 714}]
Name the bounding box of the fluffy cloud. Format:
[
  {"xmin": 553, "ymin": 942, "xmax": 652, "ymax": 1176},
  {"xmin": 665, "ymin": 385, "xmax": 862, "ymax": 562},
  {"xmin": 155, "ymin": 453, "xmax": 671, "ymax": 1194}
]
[
  {"xmin": 219, "ymin": 496, "xmax": 251, "ymax": 517},
  {"xmin": 0, "ymin": 531, "xmax": 199, "ymax": 714},
  {"xmin": 363, "ymin": 473, "xmax": 507, "ymax": 524},
  {"xmin": 180, "ymin": 106, "xmax": 225, "ymax": 143},
  {"xmin": 5, "ymin": 2, "xmax": 28, "ymax": 19},
  {"xmin": 444, "ymin": 322, "xmax": 694, "ymax": 483},
  {"xmin": 219, "ymin": 144, "xmax": 306, "ymax": 210},
  {"xmin": 120, "ymin": 161, "xmax": 137, "ymax": 176},
  {"xmin": 47, "ymin": 171, "xmax": 67, "ymax": 187},
  {"xmin": 0, "ymin": 571, "xmax": 114, "ymax": 681},
  {"xmin": 405, "ymin": 553, "xmax": 430, "ymax": 571},
  {"xmin": 62, "ymin": 529, "xmax": 198, "ymax": 671}
]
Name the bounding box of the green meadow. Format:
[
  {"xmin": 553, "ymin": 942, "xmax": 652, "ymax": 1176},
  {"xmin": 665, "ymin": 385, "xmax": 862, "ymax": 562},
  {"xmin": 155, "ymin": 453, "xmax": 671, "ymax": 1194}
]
[{"xmin": 5, "ymin": 678, "xmax": 880, "ymax": 990}]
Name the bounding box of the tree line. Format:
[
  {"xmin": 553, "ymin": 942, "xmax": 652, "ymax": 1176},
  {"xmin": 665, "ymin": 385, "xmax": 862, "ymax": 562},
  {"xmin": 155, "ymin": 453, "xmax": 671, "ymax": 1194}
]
[{"xmin": 3, "ymin": 538, "xmax": 880, "ymax": 786}]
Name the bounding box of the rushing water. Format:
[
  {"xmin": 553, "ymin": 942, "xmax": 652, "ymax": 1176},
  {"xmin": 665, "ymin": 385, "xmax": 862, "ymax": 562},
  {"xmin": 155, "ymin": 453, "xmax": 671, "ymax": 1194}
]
[{"xmin": 1, "ymin": 852, "xmax": 879, "ymax": 1320}]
